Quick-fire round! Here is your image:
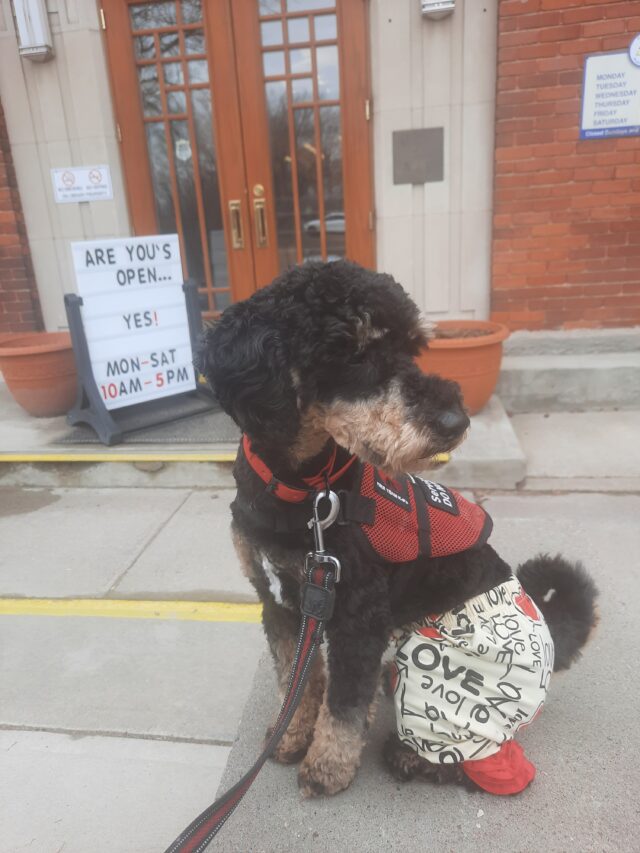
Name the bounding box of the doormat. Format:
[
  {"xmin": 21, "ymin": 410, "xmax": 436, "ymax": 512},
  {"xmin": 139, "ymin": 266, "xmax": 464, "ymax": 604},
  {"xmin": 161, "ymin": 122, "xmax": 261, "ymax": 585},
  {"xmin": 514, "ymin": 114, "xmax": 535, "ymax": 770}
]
[{"xmin": 57, "ymin": 406, "xmax": 240, "ymax": 445}]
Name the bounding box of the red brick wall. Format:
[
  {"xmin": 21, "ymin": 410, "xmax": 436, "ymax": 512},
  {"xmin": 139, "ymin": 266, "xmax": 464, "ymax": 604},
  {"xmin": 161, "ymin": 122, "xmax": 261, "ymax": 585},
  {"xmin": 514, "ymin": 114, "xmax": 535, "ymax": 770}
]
[
  {"xmin": 491, "ymin": 0, "xmax": 640, "ymax": 330},
  {"xmin": 0, "ymin": 99, "xmax": 42, "ymax": 334}
]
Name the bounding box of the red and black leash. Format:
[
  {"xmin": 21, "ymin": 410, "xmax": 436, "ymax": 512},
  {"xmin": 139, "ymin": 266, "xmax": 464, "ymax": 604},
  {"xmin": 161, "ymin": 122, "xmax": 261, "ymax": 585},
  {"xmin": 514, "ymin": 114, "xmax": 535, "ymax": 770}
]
[{"xmin": 164, "ymin": 492, "xmax": 340, "ymax": 853}]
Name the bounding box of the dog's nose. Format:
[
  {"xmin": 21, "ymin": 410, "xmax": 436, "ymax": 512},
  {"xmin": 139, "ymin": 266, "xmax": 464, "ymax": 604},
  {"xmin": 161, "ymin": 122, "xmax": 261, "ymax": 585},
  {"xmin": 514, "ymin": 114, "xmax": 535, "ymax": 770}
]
[{"xmin": 435, "ymin": 409, "xmax": 470, "ymax": 438}]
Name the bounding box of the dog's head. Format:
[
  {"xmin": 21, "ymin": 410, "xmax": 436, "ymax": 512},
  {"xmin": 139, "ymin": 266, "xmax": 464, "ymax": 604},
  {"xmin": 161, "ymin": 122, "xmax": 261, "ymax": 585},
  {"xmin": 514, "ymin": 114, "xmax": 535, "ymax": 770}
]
[{"xmin": 197, "ymin": 261, "xmax": 469, "ymax": 475}]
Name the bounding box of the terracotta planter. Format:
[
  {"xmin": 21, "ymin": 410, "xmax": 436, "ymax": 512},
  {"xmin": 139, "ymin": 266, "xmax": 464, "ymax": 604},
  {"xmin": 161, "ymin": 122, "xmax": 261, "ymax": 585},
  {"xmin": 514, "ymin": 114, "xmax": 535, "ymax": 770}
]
[
  {"xmin": 416, "ymin": 320, "xmax": 510, "ymax": 415},
  {"xmin": 0, "ymin": 332, "xmax": 77, "ymax": 417}
]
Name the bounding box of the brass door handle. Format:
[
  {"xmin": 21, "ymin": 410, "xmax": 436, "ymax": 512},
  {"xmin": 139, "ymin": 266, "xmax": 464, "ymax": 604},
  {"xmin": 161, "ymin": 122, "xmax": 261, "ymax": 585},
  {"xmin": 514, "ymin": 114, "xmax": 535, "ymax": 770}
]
[
  {"xmin": 228, "ymin": 200, "xmax": 244, "ymax": 249},
  {"xmin": 253, "ymin": 197, "xmax": 268, "ymax": 248}
]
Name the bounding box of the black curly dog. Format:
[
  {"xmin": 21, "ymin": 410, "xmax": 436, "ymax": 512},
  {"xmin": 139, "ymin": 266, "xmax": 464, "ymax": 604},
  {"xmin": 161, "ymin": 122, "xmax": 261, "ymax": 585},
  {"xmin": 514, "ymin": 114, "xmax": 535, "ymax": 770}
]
[{"xmin": 197, "ymin": 261, "xmax": 598, "ymax": 797}]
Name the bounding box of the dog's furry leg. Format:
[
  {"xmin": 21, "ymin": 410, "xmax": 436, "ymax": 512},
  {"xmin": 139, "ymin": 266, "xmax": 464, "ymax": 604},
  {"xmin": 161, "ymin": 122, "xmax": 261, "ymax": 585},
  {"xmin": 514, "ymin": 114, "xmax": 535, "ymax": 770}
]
[
  {"xmin": 299, "ymin": 583, "xmax": 390, "ymax": 797},
  {"xmin": 382, "ymin": 732, "xmax": 468, "ymax": 786},
  {"xmin": 298, "ymin": 699, "xmax": 367, "ymax": 797},
  {"xmin": 262, "ymin": 598, "xmax": 325, "ymax": 764}
]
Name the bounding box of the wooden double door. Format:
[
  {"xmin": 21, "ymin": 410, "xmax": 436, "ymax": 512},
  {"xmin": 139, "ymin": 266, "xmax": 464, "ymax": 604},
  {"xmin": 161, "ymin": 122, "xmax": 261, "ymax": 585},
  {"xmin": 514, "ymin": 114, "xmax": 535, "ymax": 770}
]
[{"xmin": 103, "ymin": 0, "xmax": 374, "ymax": 316}]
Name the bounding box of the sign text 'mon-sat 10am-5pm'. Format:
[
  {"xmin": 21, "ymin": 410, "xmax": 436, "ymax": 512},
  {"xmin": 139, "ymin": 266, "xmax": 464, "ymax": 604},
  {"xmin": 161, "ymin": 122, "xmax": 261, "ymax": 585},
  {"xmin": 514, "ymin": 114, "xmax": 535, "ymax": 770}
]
[{"xmin": 70, "ymin": 234, "xmax": 197, "ymax": 411}]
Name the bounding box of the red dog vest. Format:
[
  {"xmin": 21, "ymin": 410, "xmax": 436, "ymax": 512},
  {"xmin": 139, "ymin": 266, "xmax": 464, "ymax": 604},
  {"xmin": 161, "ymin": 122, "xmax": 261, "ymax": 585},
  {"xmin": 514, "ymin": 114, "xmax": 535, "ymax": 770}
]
[{"xmin": 345, "ymin": 464, "xmax": 492, "ymax": 563}]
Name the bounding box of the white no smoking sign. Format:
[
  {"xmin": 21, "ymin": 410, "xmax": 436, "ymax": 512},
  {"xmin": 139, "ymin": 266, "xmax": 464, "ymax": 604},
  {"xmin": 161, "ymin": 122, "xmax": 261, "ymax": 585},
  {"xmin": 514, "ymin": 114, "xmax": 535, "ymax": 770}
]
[{"xmin": 70, "ymin": 234, "xmax": 196, "ymax": 410}]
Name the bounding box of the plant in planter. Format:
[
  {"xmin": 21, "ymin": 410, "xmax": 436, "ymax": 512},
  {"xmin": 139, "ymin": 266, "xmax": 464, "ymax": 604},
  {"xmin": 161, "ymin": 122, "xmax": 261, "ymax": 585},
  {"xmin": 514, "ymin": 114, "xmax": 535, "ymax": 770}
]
[
  {"xmin": 416, "ymin": 320, "xmax": 510, "ymax": 415},
  {"xmin": 0, "ymin": 332, "xmax": 77, "ymax": 417}
]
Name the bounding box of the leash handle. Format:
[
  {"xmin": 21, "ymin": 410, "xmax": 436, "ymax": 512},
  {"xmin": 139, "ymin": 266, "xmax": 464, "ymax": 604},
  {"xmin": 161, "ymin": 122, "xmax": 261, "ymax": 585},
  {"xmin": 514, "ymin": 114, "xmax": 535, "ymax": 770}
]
[{"xmin": 163, "ymin": 563, "xmax": 337, "ymax": 853}]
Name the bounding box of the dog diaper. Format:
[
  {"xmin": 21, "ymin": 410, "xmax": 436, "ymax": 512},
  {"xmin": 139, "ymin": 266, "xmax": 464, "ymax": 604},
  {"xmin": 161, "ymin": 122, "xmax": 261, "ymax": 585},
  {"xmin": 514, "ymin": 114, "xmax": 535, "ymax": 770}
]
[{"xmin": 393, "ymin": 576, "xmax": 554, "ymax": 794}]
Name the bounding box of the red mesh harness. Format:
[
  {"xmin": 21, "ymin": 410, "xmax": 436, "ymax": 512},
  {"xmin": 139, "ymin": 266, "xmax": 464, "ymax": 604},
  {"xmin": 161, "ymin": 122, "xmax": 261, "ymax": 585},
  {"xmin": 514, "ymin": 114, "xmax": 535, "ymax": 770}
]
[
  {"xmin": 344, "ymin": 462, "xmax": 492, "ymax": 562},
  {"xmin": 241, "ymin": 436, "xmax": 492, "ymax": 560}
]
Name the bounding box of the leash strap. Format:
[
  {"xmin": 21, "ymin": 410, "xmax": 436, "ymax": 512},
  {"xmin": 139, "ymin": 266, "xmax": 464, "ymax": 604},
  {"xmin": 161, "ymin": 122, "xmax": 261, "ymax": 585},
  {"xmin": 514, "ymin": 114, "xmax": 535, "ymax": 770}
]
[{"xmin": 163, "ymin": 563, "xmax": 336, "ymax": 853}]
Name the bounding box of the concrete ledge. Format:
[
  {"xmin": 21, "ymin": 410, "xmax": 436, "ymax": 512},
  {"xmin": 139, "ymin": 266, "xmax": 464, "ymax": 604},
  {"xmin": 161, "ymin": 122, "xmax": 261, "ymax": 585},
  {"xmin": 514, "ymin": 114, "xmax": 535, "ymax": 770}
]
[
  {"xmin": 0, "ymin": 458, "xmax": 237, "ymax": 489},
  {"xmin": 433, "ymin": 396, "xmax": 526, "ymax": 489},
  {"xmin": 0, "ymin": 397, "xmax": 524, "ymax": 491},
  {"xmin": 498, "ymin": 352, "xmax": 640, "ymax": 413},
  {"xmin": 504, "ymin": 327, "xmax": 640, "ymax": 356}
]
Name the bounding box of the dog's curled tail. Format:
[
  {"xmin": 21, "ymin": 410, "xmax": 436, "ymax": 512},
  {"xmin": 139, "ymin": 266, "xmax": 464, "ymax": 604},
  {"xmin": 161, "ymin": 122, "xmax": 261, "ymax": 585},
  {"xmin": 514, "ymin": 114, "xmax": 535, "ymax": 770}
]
[{"xmin": 517, "ymin": 554, "xmax": 598, "ymax": 672}]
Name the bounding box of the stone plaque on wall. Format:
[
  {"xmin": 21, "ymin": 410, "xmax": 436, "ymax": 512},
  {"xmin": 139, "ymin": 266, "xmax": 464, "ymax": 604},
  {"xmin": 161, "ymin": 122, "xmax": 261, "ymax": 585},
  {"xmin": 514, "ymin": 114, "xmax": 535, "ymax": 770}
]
[{"xmin": 392, "ymin": 128, "xmax": 444, "ymax": 184}]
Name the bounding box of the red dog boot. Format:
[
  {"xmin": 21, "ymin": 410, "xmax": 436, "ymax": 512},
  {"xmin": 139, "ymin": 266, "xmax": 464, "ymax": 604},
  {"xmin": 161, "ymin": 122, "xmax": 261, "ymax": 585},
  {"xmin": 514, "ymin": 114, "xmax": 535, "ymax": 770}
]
[{"xmin": 462, "ymin": 740, "xmax": 536, "ymax": 795}]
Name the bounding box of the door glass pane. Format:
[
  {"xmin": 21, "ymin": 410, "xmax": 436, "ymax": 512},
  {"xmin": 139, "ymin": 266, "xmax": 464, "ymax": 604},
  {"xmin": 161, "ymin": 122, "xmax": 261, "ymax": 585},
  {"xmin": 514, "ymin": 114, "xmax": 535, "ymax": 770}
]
[
  {"xmin": 291, "ymin": 77, "xmax": 313, "ymax": 102},
  {"xmin": 163, "ymin": 61, "xmax": 184, "ymax": 85},
  {"xmin": 187, "ymin": 59, "xmax": 208, "ymax": 83},
  {"xmin": 287, "ymin": 17, "xmax": 309, "ymax": 43},
  {"xmin": 184, "ymin": 28, "xmax": 205, "ymax": 54},
  {"xmin": 286, "ymin": 0, "xmax": 333, "ymax": 12},
  {"xmin": 260, "ymin": 20, "xmax": 283, "ymax": 46},
  {"xmin": 182, "ymin": 0, "xmax": 202, "ymax": 24},
  {"xmin": 314, "ymin": 14, "xmax": 336, "ymax": 40},
  {"xmin": 294, "ymin": 108, "xmax": 320, "ymax": 261},
  {"xmin": 264, "ymin": 80, "xmax": 296, "ymax": 269},
  {"xmin": 159, "ymin": 31, "xmax": 180, "ymax": 56},
  {"xmin": 130, "ymin": 2, "xmax": 177, "ymax": 30},
  {"xmin": 145, "ymin": 123, "xmax": 177, "ymax": 233},
  {"xmin": 191, "ymin": 89, "xmax": 229, "ymax": 292},
  {"xmin": 134, "ymin": 35, "xmax": 155, "ymax": 59},
  {"xmin": 289, "ymin": 48, "xmax": 311, "ymax": 74},
  {"xmin": 316, "ymin": 45, "xmax": 339, "ymax": 99},
  {"xmin": 263, "ymin": 51, "xmax": 285, "ymax": 76},
  {"xmin": 214, "ymin": 290, "xmax": 231, "ymax": 310},
  {"xmin": 320, "ymin": 106, "xmax": 344, "ymax": 260},
  {"xmin": 137, "ymin": 66, "xmax": 161, "ymax": 116},
  {"xmin": 259, "ymin": 0, "xmax": 282, "ymax": 13},
  {"xmin": 167, "ymin": 90, "xmax": 186, "ymax": 113}
]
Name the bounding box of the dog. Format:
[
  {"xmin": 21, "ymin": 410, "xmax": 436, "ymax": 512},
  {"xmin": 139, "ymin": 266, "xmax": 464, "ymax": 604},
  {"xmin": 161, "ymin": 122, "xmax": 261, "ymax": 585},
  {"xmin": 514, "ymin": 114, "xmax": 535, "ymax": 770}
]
[{"xmin": 197, "ymin": 260, "xmax": 597, "ymax": 797}]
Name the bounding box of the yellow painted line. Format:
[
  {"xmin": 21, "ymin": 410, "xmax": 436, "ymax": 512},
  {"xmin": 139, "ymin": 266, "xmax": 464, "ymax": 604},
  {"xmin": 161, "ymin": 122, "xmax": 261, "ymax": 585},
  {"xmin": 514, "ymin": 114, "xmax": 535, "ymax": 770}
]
[
  {"xmin": 0, "ymin": 451, "xmax": 448, "ymax": 465},
  {"xmin": 0, "ymin": 453, "xmax": 237, "ymax": 463},
  {"xmin": 0, "ymin": 598, "xmax": 262, "ymax": 623}
]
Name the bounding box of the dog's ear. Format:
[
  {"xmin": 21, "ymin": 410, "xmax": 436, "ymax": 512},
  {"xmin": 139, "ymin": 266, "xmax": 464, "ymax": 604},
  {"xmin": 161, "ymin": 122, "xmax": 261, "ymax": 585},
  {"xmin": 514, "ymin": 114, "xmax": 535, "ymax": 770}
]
[{"xmin": 195, "ymin": 307, "xmax": 299, "ymax": 440}]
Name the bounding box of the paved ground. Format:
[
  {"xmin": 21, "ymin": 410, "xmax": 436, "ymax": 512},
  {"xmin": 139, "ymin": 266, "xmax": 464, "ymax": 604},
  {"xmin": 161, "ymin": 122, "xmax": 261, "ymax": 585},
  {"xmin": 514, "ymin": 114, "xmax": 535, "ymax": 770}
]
[
  {"xmin": 1, "ymin": 410, "xmax": 640, "ymax": 852},
  {"xmin": 217, "ymin": 493, "xmax": 640, "ymax": 853}
]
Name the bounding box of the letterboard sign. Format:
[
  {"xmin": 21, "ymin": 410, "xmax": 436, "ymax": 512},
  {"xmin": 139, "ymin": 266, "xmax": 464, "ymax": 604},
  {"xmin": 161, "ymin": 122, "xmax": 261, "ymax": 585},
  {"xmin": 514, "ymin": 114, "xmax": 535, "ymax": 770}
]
[
  {"xmin": 580, "ymin": 49, "xmax": 640, "ymax": 139},
  {"xmin": 70, "ymin": 235, "xmax": 196, "ymax": 410}
]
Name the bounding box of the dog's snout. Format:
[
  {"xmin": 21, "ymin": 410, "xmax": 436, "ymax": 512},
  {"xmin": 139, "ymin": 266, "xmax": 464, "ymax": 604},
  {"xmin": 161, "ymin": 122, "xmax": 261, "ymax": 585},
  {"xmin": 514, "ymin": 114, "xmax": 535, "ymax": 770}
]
[{"xmin": 435, "ymin": 409, "xmax": 470, "ymax": 438}]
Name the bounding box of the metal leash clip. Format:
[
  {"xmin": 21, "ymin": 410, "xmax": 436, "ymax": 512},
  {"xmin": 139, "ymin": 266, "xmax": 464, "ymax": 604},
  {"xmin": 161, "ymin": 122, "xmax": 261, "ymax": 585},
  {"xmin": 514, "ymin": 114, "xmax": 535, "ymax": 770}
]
[{"xmin": 305, "ymin": 490, "xmax": 342, "ymax": 576}]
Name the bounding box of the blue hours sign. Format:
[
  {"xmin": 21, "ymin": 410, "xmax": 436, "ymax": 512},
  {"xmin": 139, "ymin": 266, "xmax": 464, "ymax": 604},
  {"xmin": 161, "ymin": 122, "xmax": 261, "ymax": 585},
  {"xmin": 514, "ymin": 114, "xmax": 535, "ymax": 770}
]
[{"xmin": 70, "ymin": 235, "xmax": 196, "ymax": 410}]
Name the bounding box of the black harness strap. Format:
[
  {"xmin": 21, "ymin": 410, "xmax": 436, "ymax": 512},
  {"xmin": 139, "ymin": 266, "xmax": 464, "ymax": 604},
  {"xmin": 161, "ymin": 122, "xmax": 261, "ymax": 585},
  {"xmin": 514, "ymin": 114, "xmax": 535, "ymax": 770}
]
[{"xmin": 163, "ymin": 563, "xmax": 336, "ymax": 853}]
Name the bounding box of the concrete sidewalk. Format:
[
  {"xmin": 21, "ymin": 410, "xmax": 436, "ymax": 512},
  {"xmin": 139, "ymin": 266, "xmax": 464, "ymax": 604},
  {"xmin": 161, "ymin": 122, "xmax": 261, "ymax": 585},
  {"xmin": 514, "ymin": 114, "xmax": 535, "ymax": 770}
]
[{"xmin": 1, "ymin": 413, "xmax": 640, "ymax": 851}]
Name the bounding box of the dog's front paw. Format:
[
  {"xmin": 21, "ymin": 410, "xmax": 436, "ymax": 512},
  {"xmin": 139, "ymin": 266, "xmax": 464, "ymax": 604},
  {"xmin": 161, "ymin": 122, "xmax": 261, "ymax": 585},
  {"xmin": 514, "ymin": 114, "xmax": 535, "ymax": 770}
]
[
  {"xmin": 297, "ymin": 750, "xmax": 358, "ymax": 798},
  {"xmin": 266, "ymin": 723, "xmax": 313, "ymax": 765}
]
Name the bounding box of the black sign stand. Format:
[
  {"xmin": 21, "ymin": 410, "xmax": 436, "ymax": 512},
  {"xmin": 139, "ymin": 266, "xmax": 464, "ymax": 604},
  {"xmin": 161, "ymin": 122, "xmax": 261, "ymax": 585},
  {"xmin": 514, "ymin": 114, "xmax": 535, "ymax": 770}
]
[{"xmin": 64, "ymin": 280, "xmax": 215, "ymax": 446}]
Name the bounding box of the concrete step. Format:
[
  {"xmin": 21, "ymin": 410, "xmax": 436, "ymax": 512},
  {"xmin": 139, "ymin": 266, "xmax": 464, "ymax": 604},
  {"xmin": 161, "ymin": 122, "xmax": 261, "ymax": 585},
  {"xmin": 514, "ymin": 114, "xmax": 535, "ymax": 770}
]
[
  {"xmin": 431, "ymin": 395, "xmax": 525, "ymax": 489},
  {"xmin": 512, "ymin": 410, "xmax": 640, "ymax": 492},
  {"xmin": 498, "ymin": 327, "xmax": 640, "ymax": 413},
  {"xmin": 504, "ymin": 326, "xmax": 640, "ymax": 356},
  {"xmin": 0, "ymin": 394, "xmax": 526, "ymax": 491},
  {"xmin": 497, "ymin": 351, "xmax": 640, "ymax": 413}
]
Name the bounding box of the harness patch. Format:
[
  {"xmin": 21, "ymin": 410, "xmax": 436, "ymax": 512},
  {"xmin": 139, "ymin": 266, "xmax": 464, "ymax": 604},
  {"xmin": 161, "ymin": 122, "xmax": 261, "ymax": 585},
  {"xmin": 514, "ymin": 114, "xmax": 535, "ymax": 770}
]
[
  {"xmin": 355, "ymin": 464, "xmax": 491, "ymax": 563},
  {"xmin": 374, "ymin": 473, "xmax": 411, "ymax": 511},
  {"xmin": 416, "ymin": 478, "xmax": 459, "ymax": 516}
]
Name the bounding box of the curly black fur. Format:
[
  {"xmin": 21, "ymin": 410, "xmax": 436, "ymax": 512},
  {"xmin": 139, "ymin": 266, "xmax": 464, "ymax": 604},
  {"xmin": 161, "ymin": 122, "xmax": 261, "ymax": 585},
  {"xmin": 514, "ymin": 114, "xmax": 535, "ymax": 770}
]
[
  {"xmin": 197, "ymin": 260, "xmax": 599, "ymax": 794},
  {"xmin": 517, "ymin": 554, "xmax": 598, "ymax": 671}
]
